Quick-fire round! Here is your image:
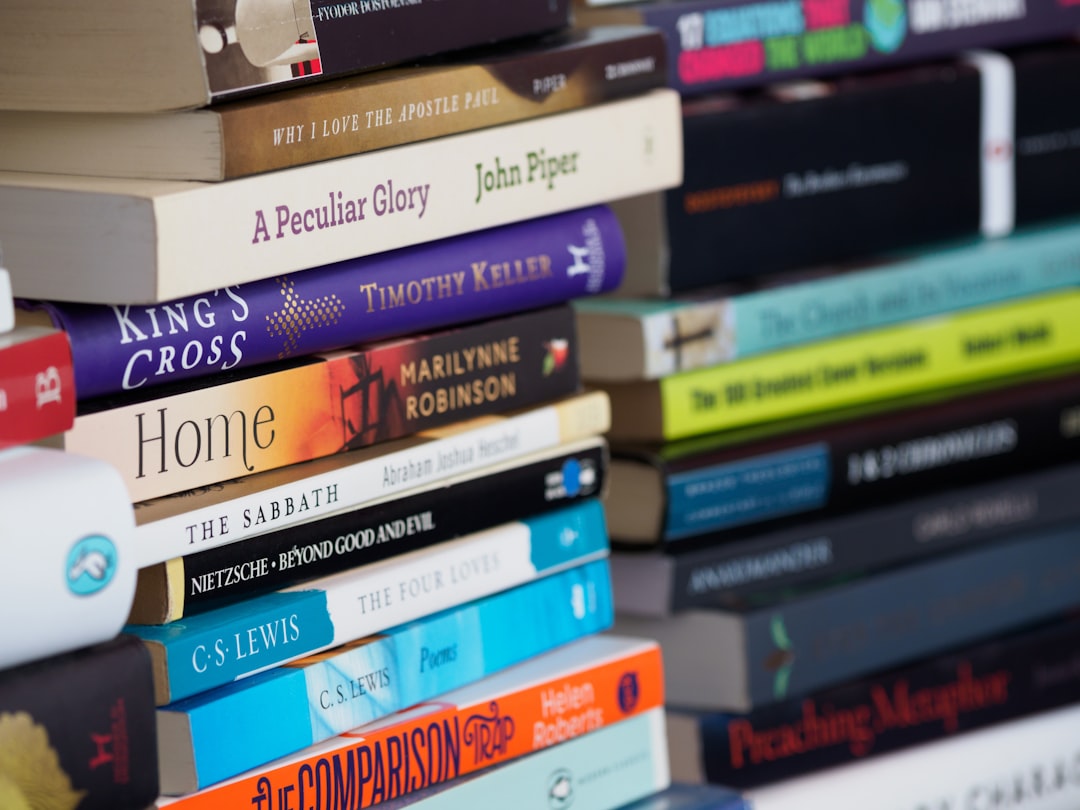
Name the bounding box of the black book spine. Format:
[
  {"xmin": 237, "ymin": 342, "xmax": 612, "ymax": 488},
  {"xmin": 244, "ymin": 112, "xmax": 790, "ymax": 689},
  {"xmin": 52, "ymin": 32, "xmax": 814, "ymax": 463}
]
[
  {"xmin": 698, "ymin": 611, "xmax": 1080, "ymax": 787},
  {"xmin": 670, "ymin": 460, "xmax": 1080, "ymax": 610},
  {"xmin": 176, "ymin": 441, "xmax": 607, "ymax": 616},
  {"xmin": 0, "ymin": 635, "xmax": 158, "ymax": 810}
]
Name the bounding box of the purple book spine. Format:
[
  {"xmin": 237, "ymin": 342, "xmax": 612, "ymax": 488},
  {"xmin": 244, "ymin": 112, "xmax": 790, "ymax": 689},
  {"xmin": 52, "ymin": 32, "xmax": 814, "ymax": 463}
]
[{"xmin": 22, "ymin": 205, "xmax": 624, "ymax": 400}]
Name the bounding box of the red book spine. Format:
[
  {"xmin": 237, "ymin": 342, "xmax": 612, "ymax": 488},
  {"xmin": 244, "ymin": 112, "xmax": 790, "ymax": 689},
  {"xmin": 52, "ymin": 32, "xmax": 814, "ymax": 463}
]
[{"xmin": 0, "ymin": 327, "xmax": 75, "ymax": 448}]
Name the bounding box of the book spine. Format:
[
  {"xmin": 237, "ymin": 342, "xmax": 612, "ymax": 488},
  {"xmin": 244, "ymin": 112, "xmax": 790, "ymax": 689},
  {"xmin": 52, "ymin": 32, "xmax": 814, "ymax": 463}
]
[
  {"xmin": 667, "ymin": 461, "xmax": 1080, "ymax": 610},
  {"xmin": 740, "ymin": 521, "xmax": 1080, "ymax": 706},
  {"xmin": 217, "ymin": 27, "xmax": 669, "ymax": 178},
  {"xmin": 0, "ymin": 634, "xmax": 158, "ymax": 810},
  {"xmin": 206, "ymin": 0, "xmax": 571, "ymax": 102},
  {"xmin": 0, "ymin": 327, "xmax": 75, "ymax": 448},
  {"xmin": 130, "ymin": 498, "xmax": 611, "ymax": 702},
  {"xmin": 0, "ymin": 91, "xmax": 682, "ymax": 305},
  {"xmin": 613, "ymin": 289, "xmax": 1080, "ymax": 441},
  {"xmin": 635, "ymin": 218, "xmax": 1080, "ymax": 376},
  {"xmin": 159, "ymin": 643, "xmax": 666, "ymax": 805},
  {"xmin": 131, "ymin": 389, "xmax": 611, "ymax": 568},
  {"xmin": 150, "ymin": 439, "xmax": 608, "ymax": 622},
  {"xmin": 693, "ymin": 612, "xmax": 1080, "ymax": 787},
  {"xmin": 63, "ymin": 304, "xmax": 582, "ymax": 503},
  {"xmin": 0, "ymin": 446, "xmax": 137, "ymax": 670},
  {"xmin": 168, "ymin": 558, "xmax": 615, "ymax": 787},
  {"xmin": 590, "ymin": 0, "xmax": 1080, "ymax": 96},
  {"xmin": 657, "ymin": 367, "xmax": 1080, "ymax": 541},
  {"xmin": 743, "ymin": 701, "xmax": 1080, "ymax": 810},
  {"xmin": 31, "ymin": 205, "xmax": 626, "ymax": 399}
]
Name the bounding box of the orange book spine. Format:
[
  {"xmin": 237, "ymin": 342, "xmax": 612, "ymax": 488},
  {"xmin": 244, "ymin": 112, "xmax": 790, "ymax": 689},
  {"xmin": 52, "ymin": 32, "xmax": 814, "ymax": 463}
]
[{"xmin": 165, "ymin": 641, "xmax": 664, "ymax": 809}]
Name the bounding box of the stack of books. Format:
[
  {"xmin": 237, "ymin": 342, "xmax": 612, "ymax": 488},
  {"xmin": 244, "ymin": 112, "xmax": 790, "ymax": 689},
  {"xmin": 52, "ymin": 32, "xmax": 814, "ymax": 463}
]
[
  {"xmin": 572, "ymin": 0, "xmax": 1080, "ymax": 807},
  {"xmin": 0, "ymin": 3, "xmax": 686, "ymax": 808}
]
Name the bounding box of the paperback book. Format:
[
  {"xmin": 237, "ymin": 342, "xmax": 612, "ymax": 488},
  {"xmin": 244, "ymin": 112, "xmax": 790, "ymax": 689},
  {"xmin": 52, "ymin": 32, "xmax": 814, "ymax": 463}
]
[
  {"xmin": 0, "ymin": 25, "xmax": 667, "ymax": 180},
  {"xmin": 129, "ymin": 390, "xmax": 611, "ymax": 568},
  {"xmin": 156, "ymin": 561, "xmax": 617, "ymax": 790},
  {"xmin": 0, "ymin": 90, "xmax": 683, "ymax": 304},
  {"xmin": 19, "ymin": 204, "xmax": 625, "ymax": 399},
  {"xmin": 153, "ymin": 634, "xmax": 664, "ymax": 801},
  {"xmin": 129, "ymin": 498, "xmax": 611, "ymax": 703},
  {"xmin": 130, "ymin": 436, "xmax": 608, "ymax": 623},
  {"xmin": 613, "ymin": 520, "xmax": 1080, "ymax": 711},
  {"xmin": 53, "ymin": 304, "xmax": 582, "ymax": 503}
]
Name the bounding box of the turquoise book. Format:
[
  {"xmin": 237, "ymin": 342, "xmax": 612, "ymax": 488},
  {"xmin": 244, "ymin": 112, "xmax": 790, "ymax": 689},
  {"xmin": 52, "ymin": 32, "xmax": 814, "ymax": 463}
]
[
  {"xmin": 575, "ymin": 217, "xmax": 1080, "ymax": 381},
  {"xmin": 156, "ymin": 558, "xmax": 614, "ymax": 790},
  {"xmin": 129, "ymin": 499, "xmax": 610, "ymax": 704}
]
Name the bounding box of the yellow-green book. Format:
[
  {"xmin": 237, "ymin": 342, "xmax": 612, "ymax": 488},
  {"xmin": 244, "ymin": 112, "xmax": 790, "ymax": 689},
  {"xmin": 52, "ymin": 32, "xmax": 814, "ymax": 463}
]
[{"xmin": 600, "ymin": 289, "xmax": 1080, "ymax": 442}]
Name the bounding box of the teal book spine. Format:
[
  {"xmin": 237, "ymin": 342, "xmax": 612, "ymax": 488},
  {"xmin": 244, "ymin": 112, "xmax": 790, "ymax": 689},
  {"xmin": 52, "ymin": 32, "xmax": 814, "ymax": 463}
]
[
  {"xmin": 163, "ymin": 558, "xmax": 614, "ymax": 789},
  {"xmin": 577, "ymin": 218, "xmax": 1080, "ymax": 380},
  {"xmin": 129, "ymin": 499, "xmax": 610, "ymax": 703}
]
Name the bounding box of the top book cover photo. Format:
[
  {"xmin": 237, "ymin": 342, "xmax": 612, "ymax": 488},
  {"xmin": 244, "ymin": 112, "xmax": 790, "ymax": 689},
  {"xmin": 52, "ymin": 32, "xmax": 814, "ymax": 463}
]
[{"xmin": 0, "ymin": 0, "xmax": 572, "ymax": 113}]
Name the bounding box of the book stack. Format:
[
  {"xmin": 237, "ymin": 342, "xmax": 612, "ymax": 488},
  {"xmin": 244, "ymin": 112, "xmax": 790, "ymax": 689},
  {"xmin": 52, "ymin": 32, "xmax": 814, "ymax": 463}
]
[
  {"xmin": 0, "ymin": 3, "xmax": 686, "ymax": 809},
  {"xmin": 571, "ymin": 0, "xmax": 1080, "ymax": 807}
]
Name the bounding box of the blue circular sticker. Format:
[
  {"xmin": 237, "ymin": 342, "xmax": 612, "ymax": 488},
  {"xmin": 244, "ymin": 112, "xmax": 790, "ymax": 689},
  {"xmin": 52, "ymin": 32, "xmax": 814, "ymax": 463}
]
[{"xmin": 65, "ymin": 535, "xmax": 118, "ymax": 596}]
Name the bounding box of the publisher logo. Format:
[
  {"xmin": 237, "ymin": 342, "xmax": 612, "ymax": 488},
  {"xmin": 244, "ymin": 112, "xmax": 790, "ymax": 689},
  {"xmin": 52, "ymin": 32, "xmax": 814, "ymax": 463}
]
[
  {"xmin": 617, "ymin": 672, "xmax": 640, "ymax": 714},
  {"xmin": 864, "ymin": 0, "xmax": 907, "ymax": 53},
  {"xmin": 66, "ymin": 535, "xmax": 118, "ymax": 596},
  {"xmin": 548, "ymin": 769, "xmax": 574, "ymax": 809},
  {"xmin": 544, "ymin": 457, "xmax": 599, "ymax": 502}
]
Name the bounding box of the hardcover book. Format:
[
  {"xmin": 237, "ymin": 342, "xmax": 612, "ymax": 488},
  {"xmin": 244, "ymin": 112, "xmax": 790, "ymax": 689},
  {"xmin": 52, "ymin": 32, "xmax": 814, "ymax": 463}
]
[
  {"xmin": 741, "ymin": 700, "xmax": 1080, "ymax": 810},
  {"xmin": 153, "ymin": 634, "xmax": 664, "ymax": 800},
  {"xmin": 19, "ymin": 204, "xmax": 626, "ymax": 399},
  {"xmin": 613, "ymin": 520, "xmax": 1080, "ymax": 711},
  {"xmin": 573, "ymin": 0, "xmax": 1080, "ymax": 97},
  {"xmin": 0, "ymin": 634, "xmax": 158, "ymax": 810},
  {"xmin": 156, "ymin": 708, "xmax": 669, "ymax": 807},
  {"xmin": 156, "ymin": 559, "xmax": 616, "ymax": 789},
  {"xmin": 0, "ymin": 0, "xmax": 572, "ymax": 113},
  {"xmin": 575, "ymin": 215, "xmax": 1080, "ymax": 381},
  {"xmin": 0, "ymin": 445, "xmax": 137, "ymax": 671},
  {"xmin": 0, "ymin": 325, "xmax": 75, "ymax": 448},
  {"xmin": 129, "ymin": 390, "xmax": 612, "ymax": 568},
  {"xmin": 0, "ymin": 90, "xmax": 683, "ymax": 305},
  {"xmin": 129, "ymin": 498, "xmax": 611, "ymax": 703},
  {"xmin": 0, "ymin": 25, "xmax": 667, "ymax": 181},
  {"xmin": 605, "ymin": 367, "xmax": 1080, "ymax": 545},
  {"xmin": 53, "ymin": 304, "xmax": 583, "ymax": 503},
  {"xmin": 601, "ymin": 290, "xmax": 1080, "ymax": 442},
  {"xmin": 131, "ymin": 436, "xmax": 608, "ymax": 623},
  {"xmin": 666, "ymin": 611, "xmax": 1080, "ymax": 788},
  {"xmin": 612, "ymin": 461, "xmax": 1080, "ymax": 614},
  {"xmin": 609, "ymin": 41, "xmax": 1080, "ymax": 296}
]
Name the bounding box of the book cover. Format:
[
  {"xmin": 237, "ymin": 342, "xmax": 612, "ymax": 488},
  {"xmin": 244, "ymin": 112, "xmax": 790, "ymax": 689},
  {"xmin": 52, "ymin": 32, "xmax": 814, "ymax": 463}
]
[
  {"xmin": 153, "ymin": 634, "xmax": 664, "ymax": 800},
  {"xmin": 741, "ymin": 700, "xmax": 1080, "ymax": 810},
  {"xmin": 602, "ymin": 290, "xmax": 1080, "ymax": 442},
  {"xmin": 132, "ymin": 436, "xmax": 608, "ymax": 623},
  {"xmin": 0, "ymin": 90, "xmax": 683, "ymax": 305},
  {"xmin": 0, "ymin": 0, "xmax": 572, "ymax": 113},
  {"xmin": 129, "ymin": 498, "xmax": 611, "ymax": 703},
  {"xmin": 612, "ymin": 460, "xmax": 1080, "ymax": 615},
  {"xmin": 57, "ymin": 304, "xmax": 582, "ymax": 503},
  {"xmin": 575, "ymin": 214, "xmax": 1080, "ymax": 381},
  {"xmin": 130, "ymin": 390, "xmax": 611, "ymax": 568},
  {"xmin": 0, "ymin": 25, "xmax": 668, "ymax": 181},
  {"xmin": 0, "ymin": 445, "xmax": 137, "ymax": 671},
  {"xmin": 0, "ymin": 634, "xmax": 158, "ymax": 810},
  {"xmin": 157, "ymin": 558, "xmax": 615, "ymax": 787},
  {"xmin": 21, "ymin": 204, "xmax": 625, "ymax": 400},
  {"xmin": 0, "ymin": 325, "xmax": 75, "ymax": 448},
  {"xmin": 611, "ymin": 41, "xmax": 1080, "ymax": 296},
  {"xmin": 667, "ymin": 610, "xmax": 1080, "ymax": 788},
  {"xmin": 613, "ymin": 520, "xmax": 1080, "ymax": 712},
  {"xmin": 606, "ymin": 366, "xmax": 1080, "ymax": 545},
  {"xmin": 574, "ymin": 0, "xmax": 1080, "ymax": 97}
]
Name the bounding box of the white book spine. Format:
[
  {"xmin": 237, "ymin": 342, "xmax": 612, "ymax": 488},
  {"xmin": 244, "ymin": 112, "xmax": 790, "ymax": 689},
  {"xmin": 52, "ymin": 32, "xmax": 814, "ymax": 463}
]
[{"xmin": 747, "ymin": 702, "xmax": 1080, "ymax": 810}]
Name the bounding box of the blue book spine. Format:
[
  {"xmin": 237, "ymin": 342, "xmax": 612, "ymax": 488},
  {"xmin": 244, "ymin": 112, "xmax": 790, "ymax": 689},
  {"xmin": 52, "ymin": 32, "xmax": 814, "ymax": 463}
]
[
  {"xmin": 168, "ymin": 558, "xmax": 614, "ymax": 788},
  {"xmin": 129, "ymin": 499, "xmax": 610, "ymax": 703}
]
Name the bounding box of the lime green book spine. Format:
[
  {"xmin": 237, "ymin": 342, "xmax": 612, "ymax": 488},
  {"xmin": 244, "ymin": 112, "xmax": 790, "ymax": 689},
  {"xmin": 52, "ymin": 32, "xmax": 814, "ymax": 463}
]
[{"xmin": 606, "ymin": 290, "xmax": 1080, "ymax": 441}]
